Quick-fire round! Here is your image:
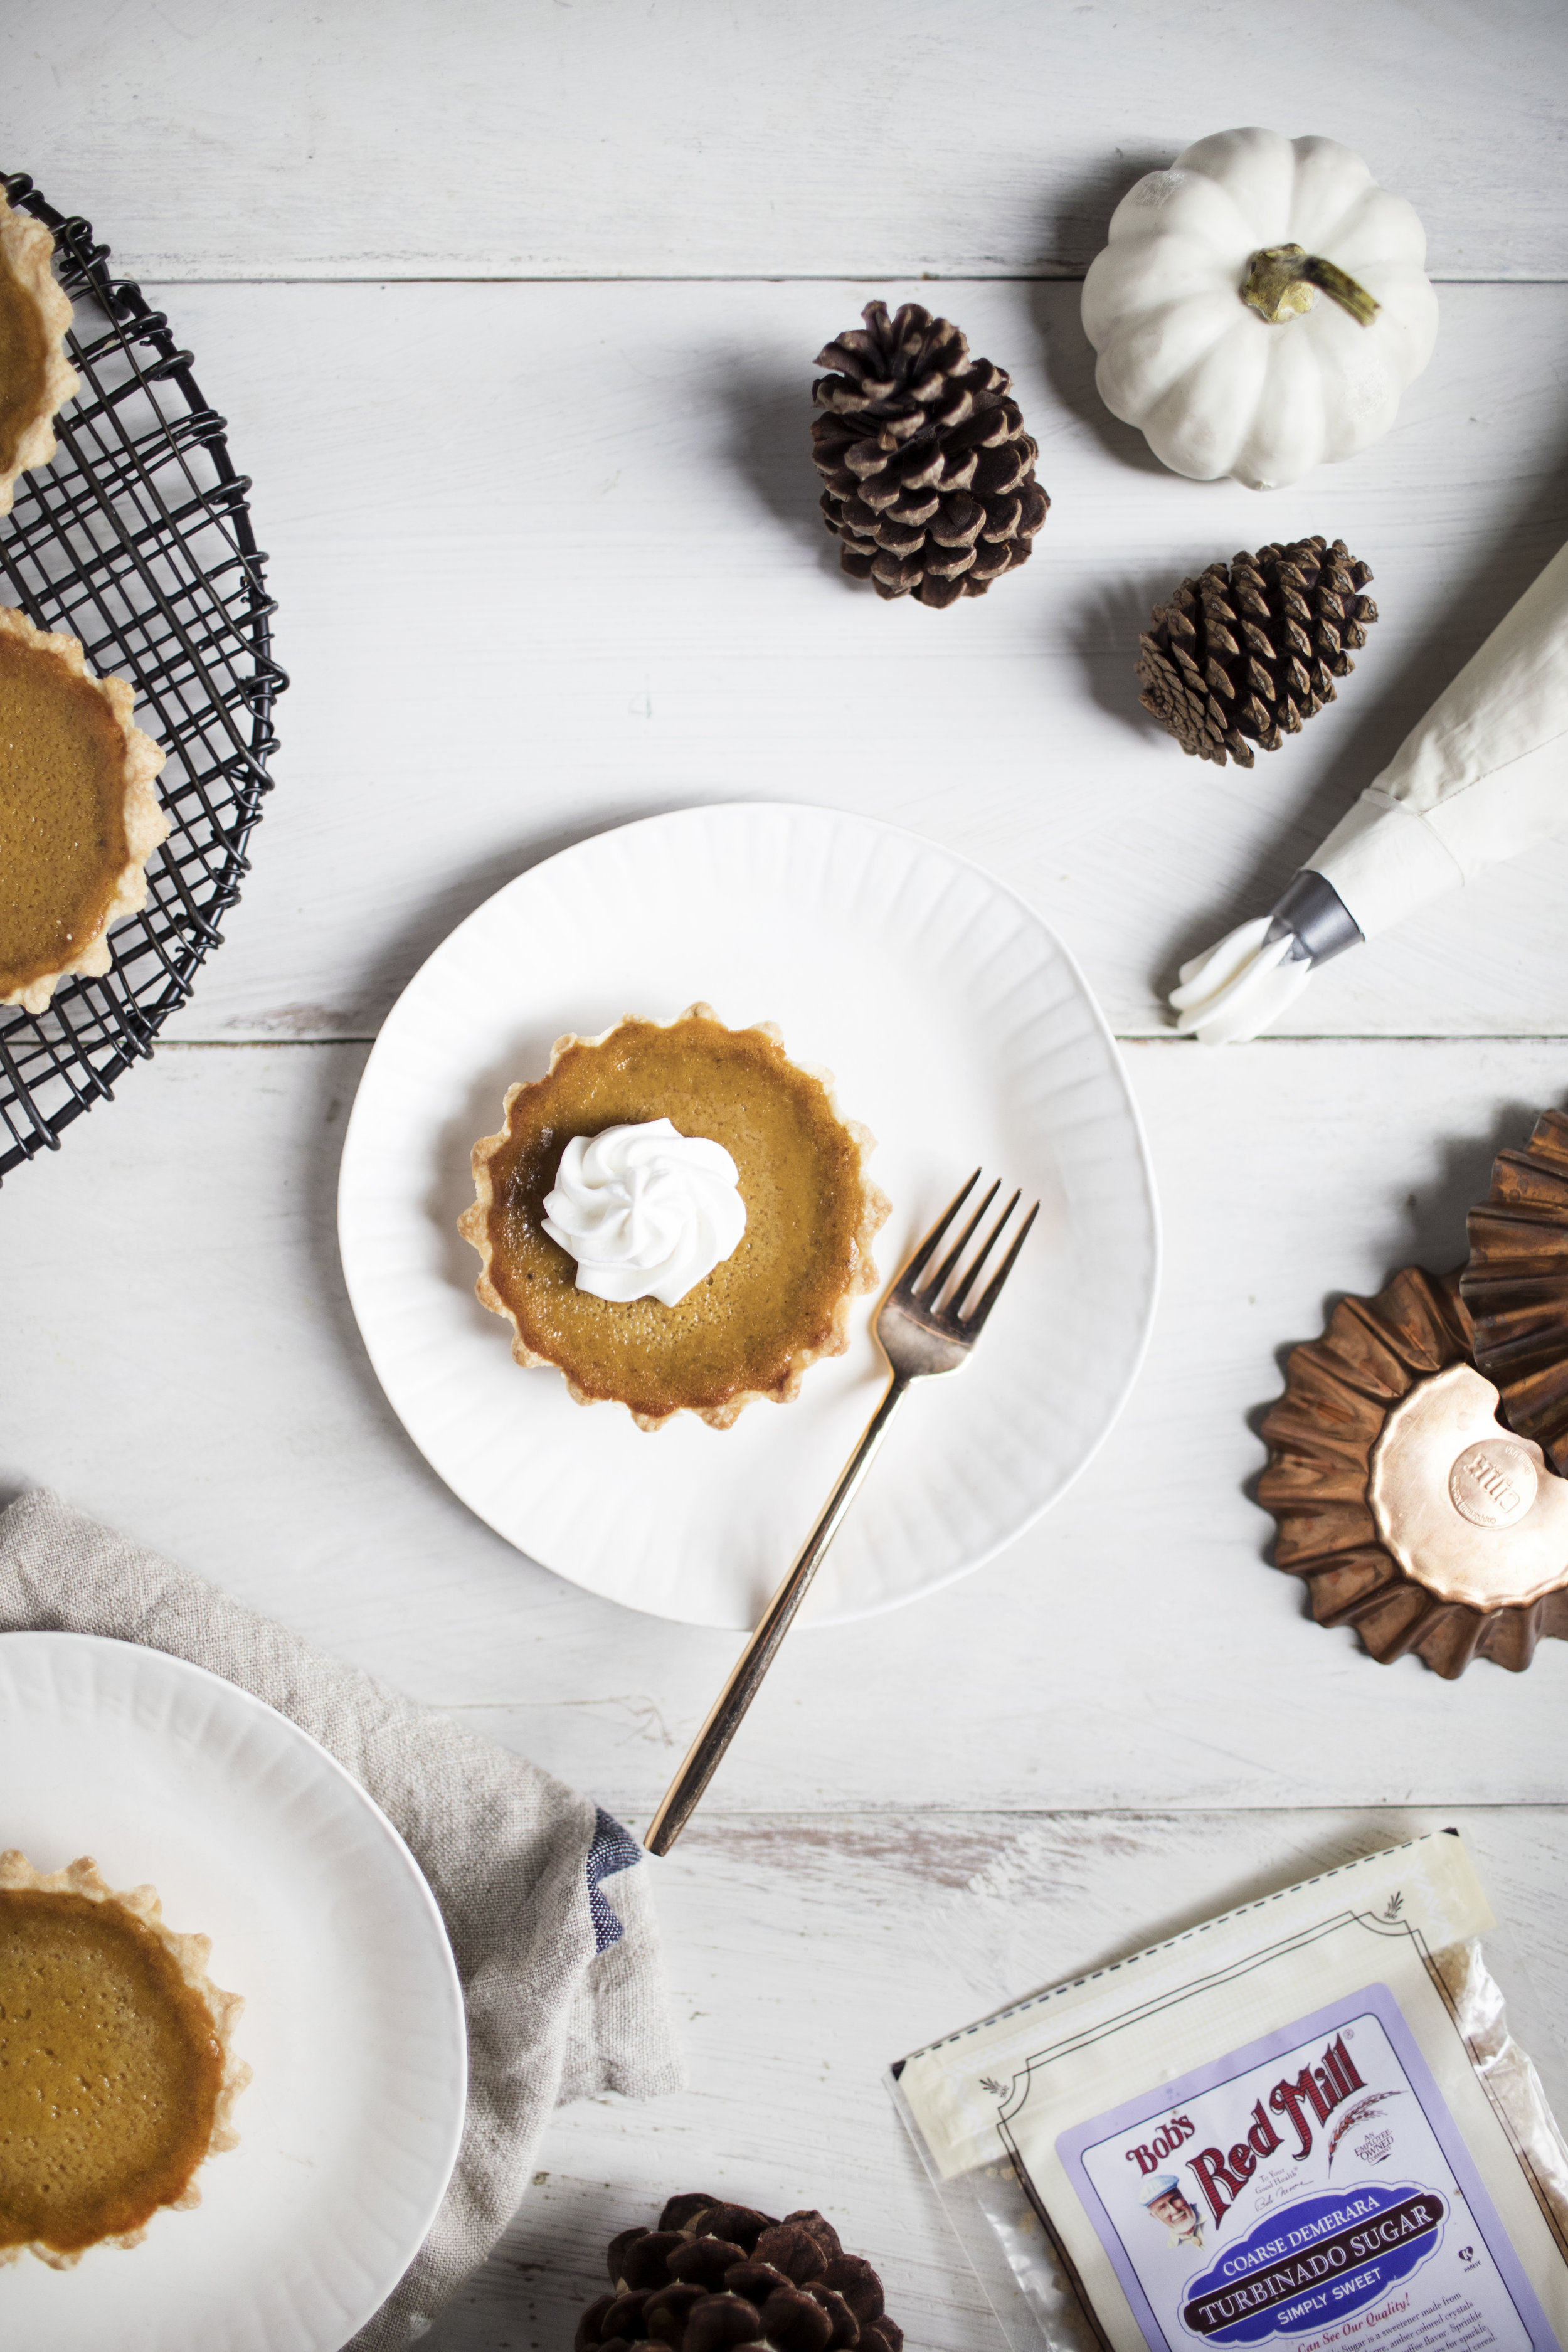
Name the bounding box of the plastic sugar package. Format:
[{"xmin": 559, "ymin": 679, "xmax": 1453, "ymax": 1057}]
[{"xmin": 892, "ymin": 1835, "xmax": 1568, "ymax": 2352}]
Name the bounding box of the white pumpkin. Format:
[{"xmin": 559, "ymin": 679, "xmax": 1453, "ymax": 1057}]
[{"xmin": 1081, "ymin": 127, "xmax": 1438, "ymax": 490}]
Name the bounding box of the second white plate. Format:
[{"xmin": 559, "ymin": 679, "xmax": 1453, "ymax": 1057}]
[
  {"xmin": 0, "ymin": 1633, "xmax": 466, "ymax": 2352},
  {"xmin": 338, "ymin": 802, "xmax": 1159, "ymax": 1628}
]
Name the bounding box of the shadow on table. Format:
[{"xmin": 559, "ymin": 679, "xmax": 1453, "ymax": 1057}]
[
  {"xmin": 714, "ymin": 354, "xmax": 857, "ymax": 579},
  {"xmin": 1246, "ymin": 1093, "xmax": 1551, "ymax": 1415},
  {"xmin": 1024, "ymin": 153, "xmax": 1175, "ymax": 473},
  {"xmin": 1063, "ymin": 564, "xmax": 1183, "ymax": 746}
]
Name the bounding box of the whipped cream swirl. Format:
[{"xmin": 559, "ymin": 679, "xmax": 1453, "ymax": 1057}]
[{"xmin": 541, "ymin": 1118, "xmax": 746, "ymax": 1306}]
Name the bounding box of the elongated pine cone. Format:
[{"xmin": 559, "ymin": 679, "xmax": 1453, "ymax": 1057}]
[
  {"xmin": 576, "ymin": 2191, "xmax": 904, "ymax": 2350},
  {"xmin": 1136, "ymin": 537, "xmax": 1377, "ymax": 767},
  {"xmin": 811, "ymin": 301, "xmax": 1049, "ymax": 608}
]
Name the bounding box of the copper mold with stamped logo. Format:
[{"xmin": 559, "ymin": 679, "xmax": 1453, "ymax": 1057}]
[
  {"xmin": 1369, "ymin": 1362, "xmax": 1568, "ymax": 1608},
  {"xmin": 1258, "ymin": 1266, "xmax": 1568, "ymax": 1677}
]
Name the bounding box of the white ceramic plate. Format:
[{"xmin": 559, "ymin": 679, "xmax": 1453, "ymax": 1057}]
[
  {"xmin": 0, "ymin": 1634, "xmax": 467, "ymax": 2351},
  {"xmin": 339, "ymin": 802, "xmax": 1159, "ymax": 1629}
]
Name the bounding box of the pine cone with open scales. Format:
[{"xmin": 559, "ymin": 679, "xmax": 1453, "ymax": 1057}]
[
  {"xmin": 575, "ymin": 2191, "xmax": 904, "ymax": 2349},
  {"xmin": 811, "ymin": 301, "xmax": 1049, "ymax": 607},
  {"xmin": 1136, "ymin": 536, "xmax": 1377, "ymax": 767}
]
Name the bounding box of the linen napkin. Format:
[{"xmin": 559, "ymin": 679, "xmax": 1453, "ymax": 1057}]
[{"xmin": 0, "ymin": 1488, "xmax": 685, "ymax": 2348}]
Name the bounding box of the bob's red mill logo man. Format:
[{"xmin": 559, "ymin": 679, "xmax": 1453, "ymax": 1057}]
[{"xmin": 1125, "ymin": 2037, "xmax": 1367, "ymax": 2227}]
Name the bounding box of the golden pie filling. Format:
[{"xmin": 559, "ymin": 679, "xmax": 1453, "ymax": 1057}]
[
  {"xmin": 0, "ymin": 610, "xmax": 167, "ymax": 1014},
  {"xmin": 0, "ymin": 1857, "xmax": 246, "ymax": 2268},
  {"xmin": 1, "ymin": 634, "xmax": 132, "ymax": 996},
  {"xmin": 0, "ymin": 243, "xmax": 51, "ymax": 480},
  {"xmin": 0, "ymin": 186, "xmax": 78, "ymax": 514},
  {"xmin": 462, "ymin": 1007, "xmax": 889, "ymax": 1429}
]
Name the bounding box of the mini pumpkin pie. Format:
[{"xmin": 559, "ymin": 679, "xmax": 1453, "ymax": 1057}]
[
  {"xmin": 0, "ymin": 605, "xmax": 169, "ymax": 1012},
  {"xmin": 460, "ymin": 1003, "xmax": 890, "ymax": 1430},
  {"xmin": 0, "ymin": 186, "xmax": 79, "ymax": 516},
  {"xmin": 0, "ymin": 1851, "xmax": 249, "ymax": 2269}
]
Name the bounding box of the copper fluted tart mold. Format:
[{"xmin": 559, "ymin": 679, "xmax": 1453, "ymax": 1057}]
[
  {"xmin": 1258, "ymin": 1266, "xmax": 1568, "ymax": 1677},
  {"xmin": 1463, "ymin": 1107, "xmax": 1568, "ymax": 1478}
]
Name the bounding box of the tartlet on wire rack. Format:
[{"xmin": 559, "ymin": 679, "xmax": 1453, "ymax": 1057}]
[
  {"xmin": 0, "ymin": 606, "xmax": 168, "ymax": 1013},
  {"xmin": 0, "ymin": 1850, "xmax": 250, "ymax": 2268},
  {"xmin": 1259, "ymin": 1266, "xmax": 1568, "ymax": 1677},
  {"xmin": 460, "ymin": 1002, "xmax": 889, "ymax": 1431},
  {"xmin": 0, "ymin": 184, "xmax": 79, "ymax": 515}
]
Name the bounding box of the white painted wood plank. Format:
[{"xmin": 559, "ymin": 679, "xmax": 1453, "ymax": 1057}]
[
  {"xmin": 4, "ymin": 1036, "xmax": 1568, "ymax": 1814},
  {"xmin": 9, "ymin": 0, "xmax": 1567, "ymax": 282},
  {"xmin": 420, "ymin": 1807, "xmax": 1568, "ymax": 2350},
  {"xmin": 96, "ymin": 275, "xmax": 1568, "ymax": 1049}
]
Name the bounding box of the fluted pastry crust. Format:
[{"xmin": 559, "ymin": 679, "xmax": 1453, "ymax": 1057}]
[
  {"xmin": 462, "ymin": 1002, "xmax": 889, "ymax": 1431},
  {"xmin": 0, "ymin": 187, "xmax": 80, "ymax": 516},
  {"xmin": 0, "ymin": 606, "xmax": 169, "ymax": 1012},
  {"xmin": 0, "ymin": 1850, "xmax": 250, "ymax": 2269}
]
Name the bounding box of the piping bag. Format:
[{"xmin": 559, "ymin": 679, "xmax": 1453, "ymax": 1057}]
[{"xmin": 1170, "ymin": 539, "xmax": 1568, "ymax": 1042}]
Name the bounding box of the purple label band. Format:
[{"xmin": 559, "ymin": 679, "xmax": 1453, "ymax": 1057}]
[{"xmin": 1181, "ymin": 2184, "xmax": 1444, "ymax": 2343}]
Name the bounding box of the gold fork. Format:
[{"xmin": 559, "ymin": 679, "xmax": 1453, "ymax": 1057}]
[{"xmin": 644, "ymin": 1171, "xmax": 1039, "ymax": 1855}]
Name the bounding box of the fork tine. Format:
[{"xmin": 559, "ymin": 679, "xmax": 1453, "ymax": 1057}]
[
  {"xmin": 961, "ymin": 1199, "xmax": 1039, "ymax": 1332},
  {"xmin": 949, "ymin": 1188, "xmax": 1020, "ymax": 1314},
  {"xmin": 918, "ymin": 1178, "xmax": 1000, "ymax": 1304},
  {"xmin": 896, "ymin": 1168, "xmax": 981, "ymax": 1293}
]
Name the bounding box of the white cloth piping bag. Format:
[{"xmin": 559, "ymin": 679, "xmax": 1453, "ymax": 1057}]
[{"xmin": 1170, "ymin": 538, "xmax": 1568, "ymax": 1043}]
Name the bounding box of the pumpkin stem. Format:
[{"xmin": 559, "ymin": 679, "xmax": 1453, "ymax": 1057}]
[{"xmin": 1240, "ymin": 245, "xmax": 1380, "ymax": 329}]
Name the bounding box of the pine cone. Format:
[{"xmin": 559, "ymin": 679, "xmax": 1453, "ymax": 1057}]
[
  {"xmin": 1135, "ymin": 537, "xmax": 1377, "ymax": 768},
  {"xmin": 811, "ymin": 301, "xmax": 1049, "ymax": 608},
  {"xmin": 576, "ymin": 2190, "xmax": 904, "ymax": 2350}
]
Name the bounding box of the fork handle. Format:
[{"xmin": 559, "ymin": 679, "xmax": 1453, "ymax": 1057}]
[{"xmin": 643, "ymin": 1370, "xmax": 913, "ymax": 1856}]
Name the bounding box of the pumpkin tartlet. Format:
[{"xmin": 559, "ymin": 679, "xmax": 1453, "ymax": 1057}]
[
  {"xmin": 0, "ymin": 1851, "xmax": 249, "ymax": 2269},
  {"xmin": 0, "ymin": 606, "xmax": 169, "ymax": 1013},
  {"xmin": 460, "ymin": 1004, "xmax": 890, "ymax": 1431},
  {"xmin": 0, "ymin": 186, "xmax": 80, "ymax": 516}
]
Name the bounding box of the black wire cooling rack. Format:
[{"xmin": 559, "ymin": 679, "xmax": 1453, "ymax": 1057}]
[{"xmin": 0, "ymin": 170, "xmax": 284, "ymax": 1182}]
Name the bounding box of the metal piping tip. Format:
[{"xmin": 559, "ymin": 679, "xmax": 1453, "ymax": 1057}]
[{"xmin": 1168, "ymin": 870, "xmax": 1365, "ymax": 1045}]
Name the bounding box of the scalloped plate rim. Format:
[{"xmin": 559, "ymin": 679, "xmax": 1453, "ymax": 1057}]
[
  {"xmin": 337, "ymin": 800, "xmax": 1162, "ymax": 1628},
  {"xmin": 0, "ymin": 1630, "xmax": 467, "ymax": 2351}
]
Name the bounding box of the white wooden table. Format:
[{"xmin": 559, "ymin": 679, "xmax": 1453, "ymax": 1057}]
[{"xmin": 7, "ymin": 8, "xmax": 1568, "ymax": 2344}]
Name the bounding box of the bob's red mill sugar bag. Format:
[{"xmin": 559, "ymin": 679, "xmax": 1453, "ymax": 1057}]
[{"xmin": 892, "ymin": 1836, "xmax": 1568, "ymax": 2352}]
